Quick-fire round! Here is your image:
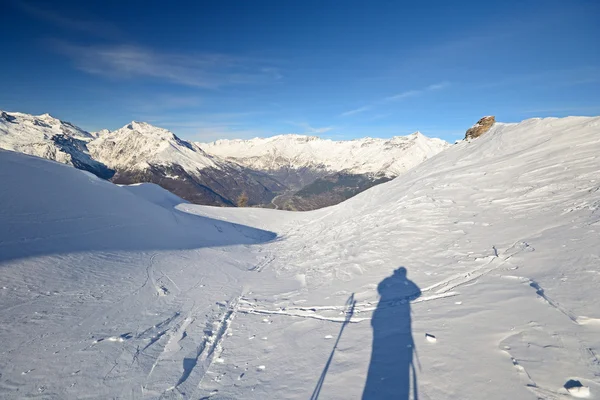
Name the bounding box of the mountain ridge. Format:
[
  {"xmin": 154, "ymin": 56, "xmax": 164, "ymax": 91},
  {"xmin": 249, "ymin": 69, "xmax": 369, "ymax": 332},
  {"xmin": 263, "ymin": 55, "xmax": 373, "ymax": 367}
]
[
  {"xmin": 199, "ymin": 131, "xmax": 449, "ymax": 177},
  {"xmin": 1, "ymin": 109, "xmax": 450, "ymax": 210}
]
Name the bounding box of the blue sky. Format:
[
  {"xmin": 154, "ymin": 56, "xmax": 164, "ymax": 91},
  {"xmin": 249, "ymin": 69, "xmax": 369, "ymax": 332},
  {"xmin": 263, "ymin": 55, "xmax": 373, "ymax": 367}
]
[{"xmin": 1, "ymin": 0, "xmax": 599, "ymax": 142}]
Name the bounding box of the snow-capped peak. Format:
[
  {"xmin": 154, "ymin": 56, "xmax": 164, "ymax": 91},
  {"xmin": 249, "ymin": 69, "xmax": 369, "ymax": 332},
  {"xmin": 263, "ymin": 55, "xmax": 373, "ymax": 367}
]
[
  {"xmin": 126, "ymin": 121, "xmax": 160, "ymax": 132},
  {"xmin": 88, "ymin": 121, "xmax": 217, "ymax": 171}
]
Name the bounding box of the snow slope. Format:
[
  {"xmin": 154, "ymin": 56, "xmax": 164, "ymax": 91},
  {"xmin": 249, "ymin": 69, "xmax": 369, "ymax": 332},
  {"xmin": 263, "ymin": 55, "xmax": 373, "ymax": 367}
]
[
  {"xmin": 0, "ymin": 150, "xmax": 275, "ymax": 398},
  {"xmin": 1, "ymin": 116, "xmax": 599, "ymax": 399},
  {"xmin": 188, "ymin": 116, "xmax": 600, "ymax": 399},
  {"xmin": 199, "ymin": 132, "xmax": 450, "ymax": 177}
]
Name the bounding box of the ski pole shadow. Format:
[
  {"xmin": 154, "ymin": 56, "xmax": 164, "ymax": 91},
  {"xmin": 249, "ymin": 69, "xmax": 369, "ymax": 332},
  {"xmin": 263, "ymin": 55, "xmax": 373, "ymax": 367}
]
[
  {"xmin": 362, "ymin": 267, "xmax": 421, "ymax": 400},
  {"xmin": 310, "ymin": 293, "xmax": 356, "ymax": 400}
]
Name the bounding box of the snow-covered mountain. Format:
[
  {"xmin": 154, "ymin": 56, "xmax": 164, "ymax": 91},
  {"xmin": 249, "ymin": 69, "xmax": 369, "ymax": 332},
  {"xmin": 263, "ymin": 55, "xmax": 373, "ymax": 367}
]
[
  {"xmin": 200, "ymin": 132, "xmax": 450, "ymax": 209},
  {"xmin": 200, "ymin": 132, "xmax": 449, "ymax": 177},
  {"xmin": 87, "ymin": 121, "xmax": 284, "ymax": 206},
  {"xmin": 0, "ymin": 112, "xmax": 283, "ymax": 207},
  {"xmin": 90, "ymin": 128, "xmax": 110, "ymax": 138},
  {"xmin": 0, "ymin": 110, "xmax": 113, "ymax": 178},
  {"xmin": 89, "ymin": 121, "xmax": 218, "ymax": 171},
  {"xmin": 1, "ymin": 110, "xmax": 450, "ymax": 210},
  {"xmin": 1, "ymin": 115, "xmax": 599, "ymax": 399}
]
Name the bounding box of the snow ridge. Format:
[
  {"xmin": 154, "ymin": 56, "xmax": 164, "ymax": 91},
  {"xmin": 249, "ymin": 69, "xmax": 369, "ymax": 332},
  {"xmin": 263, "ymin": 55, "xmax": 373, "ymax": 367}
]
[{"xmin": 199, "ymin": 132, "xmax": 450, "ymax": 177}]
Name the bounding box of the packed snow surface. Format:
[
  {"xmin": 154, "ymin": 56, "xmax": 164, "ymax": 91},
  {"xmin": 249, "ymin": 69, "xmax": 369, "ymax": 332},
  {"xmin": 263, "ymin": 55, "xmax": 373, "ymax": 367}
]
[
  {"xmin": 1, "ymin": 116, "xmax": 600, "ymax": 399},
  {"xmin": 199, "ymin": 132, "xmax": 450, "ymax": 177}
]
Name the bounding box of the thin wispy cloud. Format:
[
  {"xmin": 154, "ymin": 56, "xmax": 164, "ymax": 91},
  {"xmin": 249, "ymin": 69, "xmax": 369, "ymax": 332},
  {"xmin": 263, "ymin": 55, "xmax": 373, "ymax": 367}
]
[
  {"xmin": 366, "ymin": 113, "xmax": 392, "ymax": 121},
  {"xmin": 385, "ymin": 82, "xmax": 449, "ymax": 101},
  {"xmin": 286, "ymin": 121, "xmax": 334, "ymax": 134},
  {"xmin": 426, "ymin": 82, "xmax": 450, "ymax": 91},
  {"xmin": 341, "ymin": 106, "xmax": 371, "ymax": 117},
  {"xmin": 341, "ymin": 81, "xmax": 450, "ymax": 117},
  {"xmin": 13, "ymin": 1, "xmax": 123, "ymax": 40},
  {"xmin": 384, "ymin": 90, "xmax": 420, "ymax": 101},
  {"xmin": 51, "ymin": 41, "xmax": 282, "ymax": 89}
]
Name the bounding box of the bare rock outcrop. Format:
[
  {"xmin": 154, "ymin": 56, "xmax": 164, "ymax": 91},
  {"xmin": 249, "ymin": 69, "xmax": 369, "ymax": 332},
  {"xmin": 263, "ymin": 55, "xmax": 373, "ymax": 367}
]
[{"xmin": 465, "ymin": 116, "xmax": 495, "ymax": 140}]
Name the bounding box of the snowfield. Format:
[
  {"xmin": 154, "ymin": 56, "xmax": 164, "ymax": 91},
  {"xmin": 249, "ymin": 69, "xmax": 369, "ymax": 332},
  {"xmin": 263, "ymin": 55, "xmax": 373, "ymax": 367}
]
[{"xmin": 1, "ymin": 116, "xmax": 599, "ymax": 399}]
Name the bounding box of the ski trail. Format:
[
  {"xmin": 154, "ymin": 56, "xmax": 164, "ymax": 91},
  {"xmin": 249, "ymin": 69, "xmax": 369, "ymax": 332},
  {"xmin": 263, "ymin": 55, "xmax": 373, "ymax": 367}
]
[
  {"xmin": 129, "ymin": 252, "xmax": 159, "ymax": 297},
  {"xmin": 160, "ymin": 271, "xmax": 181, "ymax": 292},
  {"xmin": 422, "ymin": 242, "xmax": 531, "ymax": 295},
  {"xmin": 161, "ymin": 296, "xmax": 241, "ymax": 398},
  {"xmin": 194, "ymin": 297, "xmax": 239, "ymax": 384},
  {"xmin": 501, "ymin": 275, "xmax": 581, "ymax": 324},
  {"xmin": 238, "ymin": 291, "xmax": 458, "ymax": 323},
  {"xmin": 528, "ymin": 279, "xmax": 579, "ymax": 323}
]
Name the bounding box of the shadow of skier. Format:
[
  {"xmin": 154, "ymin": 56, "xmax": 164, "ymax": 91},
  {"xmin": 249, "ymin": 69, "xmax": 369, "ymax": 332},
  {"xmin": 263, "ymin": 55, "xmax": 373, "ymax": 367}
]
[{"xmin": 363, "ymin": 267, "xmax": 421, "ymax": 400}]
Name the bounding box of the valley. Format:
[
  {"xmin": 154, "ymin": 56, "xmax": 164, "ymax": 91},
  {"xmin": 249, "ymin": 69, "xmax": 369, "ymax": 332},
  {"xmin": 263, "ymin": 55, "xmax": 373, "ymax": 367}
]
[{"xmin": 1, "ymin": 116, "xmax": 599, "ymax": 399}]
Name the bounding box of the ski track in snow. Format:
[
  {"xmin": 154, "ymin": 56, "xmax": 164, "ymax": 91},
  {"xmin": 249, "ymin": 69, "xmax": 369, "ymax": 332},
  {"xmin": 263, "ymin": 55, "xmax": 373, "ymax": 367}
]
[{"xmin": 237, "ymin": 291, "xmax": 460, "ymax": 323}]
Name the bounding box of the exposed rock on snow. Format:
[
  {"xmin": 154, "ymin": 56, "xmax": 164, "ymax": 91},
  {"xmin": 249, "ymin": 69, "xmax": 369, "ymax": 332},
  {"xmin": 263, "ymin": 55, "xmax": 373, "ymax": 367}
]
[{"xmin": 465, "ymin": 115, "xmax": 495, "ymax": 140}]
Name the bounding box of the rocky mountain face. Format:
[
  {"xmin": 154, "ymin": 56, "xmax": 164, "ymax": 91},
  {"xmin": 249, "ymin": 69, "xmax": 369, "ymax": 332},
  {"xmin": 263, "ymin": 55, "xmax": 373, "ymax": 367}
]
[
  {"xmin": 0, "ymin": 110, "xmax": 450, "ymax": 210},
  {"xmin": 465, "ymin": 116, "xmax": 495, "ymax": 140},
  {"xmin": 273, "ymin": 172, "xmax": 393, "ymax": 210}
]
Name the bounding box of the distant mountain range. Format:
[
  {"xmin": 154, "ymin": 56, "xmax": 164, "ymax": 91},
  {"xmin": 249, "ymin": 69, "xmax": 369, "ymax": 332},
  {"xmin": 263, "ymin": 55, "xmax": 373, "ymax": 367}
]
[
  {"xmin": 0, "ymin": 110, "xmax": 450, "ymax": 210},
  {"xmin": 200, "ymin": 133, "xmax": 449, "ymax": 209}
]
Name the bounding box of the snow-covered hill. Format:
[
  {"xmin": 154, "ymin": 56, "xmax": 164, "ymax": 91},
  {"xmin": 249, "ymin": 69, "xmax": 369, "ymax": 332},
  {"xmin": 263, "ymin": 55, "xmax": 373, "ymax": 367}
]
[
  {"xmin": 1, "ymin": 115, "xmax": 599, "ymax": 399},
  {"xmin": 187, "ymin": 116, "xmax": 600, "ymax": 399},
  {"xmin": 200, "ymin": 132, "xmax": 450, "ymax": 177}
]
